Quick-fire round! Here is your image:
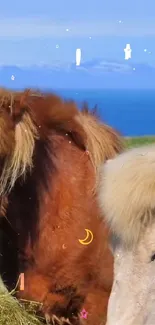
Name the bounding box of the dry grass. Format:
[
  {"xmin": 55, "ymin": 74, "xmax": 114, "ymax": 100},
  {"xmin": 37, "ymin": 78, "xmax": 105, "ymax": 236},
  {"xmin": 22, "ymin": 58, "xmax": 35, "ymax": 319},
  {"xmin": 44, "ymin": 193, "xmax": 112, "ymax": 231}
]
[{"xmin": 0, "ymin": 278, "xmax": 44, "ymax": 325}]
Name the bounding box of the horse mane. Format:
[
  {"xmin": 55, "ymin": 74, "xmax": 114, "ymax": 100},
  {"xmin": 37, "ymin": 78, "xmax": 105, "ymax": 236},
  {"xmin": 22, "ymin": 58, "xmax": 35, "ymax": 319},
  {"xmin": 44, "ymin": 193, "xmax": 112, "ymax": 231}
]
[
  {"xmin": 0, "ymin": 196, "xmax": 8, "ymax": 217},
  {"xmin": 0, "ymin": 88, "xmax": 124, "ymax": 195},
  {"xmin": 98, "ymin": 144, "xmax": 155, "ymax": 248},
  {"xmin": 77, "ymin": 103, "xmax": 123, "ymax": 169}
]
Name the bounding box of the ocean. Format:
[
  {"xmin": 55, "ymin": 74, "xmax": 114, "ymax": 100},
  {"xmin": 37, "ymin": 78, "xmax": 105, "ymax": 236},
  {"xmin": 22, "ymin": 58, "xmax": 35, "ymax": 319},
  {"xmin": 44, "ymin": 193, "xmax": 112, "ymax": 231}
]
[{"xmin": 54, "ymin": 89, "xmax": 155, "ymax": 137}]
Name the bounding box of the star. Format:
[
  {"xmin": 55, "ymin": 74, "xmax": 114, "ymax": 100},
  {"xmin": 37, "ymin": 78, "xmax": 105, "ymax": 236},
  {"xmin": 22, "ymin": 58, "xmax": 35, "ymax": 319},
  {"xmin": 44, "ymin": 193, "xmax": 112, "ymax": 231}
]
[
  {"xmin": 80, "ymin": 308, "xmax": 88, "ymax": 319},
  {"xmin": 124, "ymin": 44, "xmax": 132, "ymax": 60}
]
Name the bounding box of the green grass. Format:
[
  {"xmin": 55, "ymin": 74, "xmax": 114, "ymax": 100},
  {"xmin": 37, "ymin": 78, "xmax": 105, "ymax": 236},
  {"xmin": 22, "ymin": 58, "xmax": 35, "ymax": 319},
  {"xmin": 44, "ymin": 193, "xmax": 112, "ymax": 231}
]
[{"xmin": 125, "ymin": 136, "xmax": 155, "ymax": 148}]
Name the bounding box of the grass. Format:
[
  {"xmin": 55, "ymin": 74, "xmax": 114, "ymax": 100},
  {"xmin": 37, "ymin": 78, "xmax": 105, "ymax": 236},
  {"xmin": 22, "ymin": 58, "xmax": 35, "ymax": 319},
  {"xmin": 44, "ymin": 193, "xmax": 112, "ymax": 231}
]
[
  {"xmin": 0, "ymin": 278, "xmax": 44, "ymax": 325},
  {"xmin": 125, "ymin": 135, "xmax": 155, "ymax": 148},
  {"xmin": 1, "ymin": 135, "xmax": 155, "ymax": 325}
]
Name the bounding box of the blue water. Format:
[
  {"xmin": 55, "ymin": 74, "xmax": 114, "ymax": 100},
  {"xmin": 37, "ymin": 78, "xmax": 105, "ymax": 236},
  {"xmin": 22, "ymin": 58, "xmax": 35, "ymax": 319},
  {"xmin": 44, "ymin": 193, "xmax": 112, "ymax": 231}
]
[{"xmin": 53, "ymin": 89, "xmax": 155, "ymax": 137}]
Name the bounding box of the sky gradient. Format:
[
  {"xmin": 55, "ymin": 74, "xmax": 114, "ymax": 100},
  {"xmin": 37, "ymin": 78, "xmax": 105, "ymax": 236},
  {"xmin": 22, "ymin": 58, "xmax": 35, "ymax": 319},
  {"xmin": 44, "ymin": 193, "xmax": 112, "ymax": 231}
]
[{"xmin": 0, "ymin": 0, "xmax": 155, "ymax": 65}]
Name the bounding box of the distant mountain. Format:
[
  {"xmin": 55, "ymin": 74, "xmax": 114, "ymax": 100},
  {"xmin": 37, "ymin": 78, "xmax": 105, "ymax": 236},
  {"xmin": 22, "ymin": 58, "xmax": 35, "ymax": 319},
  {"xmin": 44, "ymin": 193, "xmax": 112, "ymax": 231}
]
[{"xmin": 0, "ymin": 59, "xmax": 155, "ymax": 89}]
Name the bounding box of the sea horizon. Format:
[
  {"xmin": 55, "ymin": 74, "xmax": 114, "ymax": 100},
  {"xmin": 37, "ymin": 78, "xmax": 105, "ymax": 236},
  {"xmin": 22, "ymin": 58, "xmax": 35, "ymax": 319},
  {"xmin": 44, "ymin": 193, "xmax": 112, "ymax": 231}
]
[{"xmin": 52, "ymin": 88, "xmax": 155, "ymax": 137}]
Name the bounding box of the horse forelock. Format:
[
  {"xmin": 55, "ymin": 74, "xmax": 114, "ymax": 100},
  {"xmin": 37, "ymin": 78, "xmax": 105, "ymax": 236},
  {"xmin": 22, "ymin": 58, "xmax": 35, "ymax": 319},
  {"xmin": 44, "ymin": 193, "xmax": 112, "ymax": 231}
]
[
  {"xmin": 0, "ymin": 89, "xmax": 87, "ymax": 194},
  {"xmin": 0, "ymin": 111, "xmax": 38, "ymax": 195}
]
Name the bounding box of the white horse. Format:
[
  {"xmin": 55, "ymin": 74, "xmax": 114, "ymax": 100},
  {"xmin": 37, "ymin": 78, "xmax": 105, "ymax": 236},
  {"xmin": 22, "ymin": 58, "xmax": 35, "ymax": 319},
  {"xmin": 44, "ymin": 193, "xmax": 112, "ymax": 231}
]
[{"xmin": 98, "ymin": 144, "xmax": 155, "ymax": 325}]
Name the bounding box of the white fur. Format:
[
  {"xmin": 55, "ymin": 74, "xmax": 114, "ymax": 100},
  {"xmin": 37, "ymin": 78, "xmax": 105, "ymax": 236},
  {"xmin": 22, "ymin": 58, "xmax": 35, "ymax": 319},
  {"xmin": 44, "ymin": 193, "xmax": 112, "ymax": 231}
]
[{"xmin": 98, "ymin": 144, "xmax": 155, "ymax": 246}]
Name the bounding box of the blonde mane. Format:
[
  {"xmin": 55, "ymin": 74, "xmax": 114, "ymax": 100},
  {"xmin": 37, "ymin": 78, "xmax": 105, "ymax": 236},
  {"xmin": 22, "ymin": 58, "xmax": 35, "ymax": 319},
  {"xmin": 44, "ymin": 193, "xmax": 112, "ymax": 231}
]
[
  {"xmin": 0, "ymin": 111, "xmax": 38, "ymax": 195},
  {"xmin": 98, "ymin": 144, "xmax": 155, "ymax": 248},
  {"xmin": 76, "ymin": 108, "xmax": 124, "ymax": 170}
]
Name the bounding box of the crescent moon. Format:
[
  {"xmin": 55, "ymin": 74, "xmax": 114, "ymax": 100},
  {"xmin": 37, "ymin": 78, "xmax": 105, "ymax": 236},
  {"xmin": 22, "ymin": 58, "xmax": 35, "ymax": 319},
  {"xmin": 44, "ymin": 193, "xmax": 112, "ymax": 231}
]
[{"xmin": 78, "ymin": 229, "xmax": 93, "ymax": 245}]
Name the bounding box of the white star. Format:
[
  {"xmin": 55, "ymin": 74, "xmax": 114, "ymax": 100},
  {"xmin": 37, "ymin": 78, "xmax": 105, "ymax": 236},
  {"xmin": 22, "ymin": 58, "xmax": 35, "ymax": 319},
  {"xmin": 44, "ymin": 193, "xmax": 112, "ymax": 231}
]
[
  {"xmin": 66, "ymin": 28, "xmax": 69, "ymax": 32},
  {"xmin": 11, "ymin": 75, "xmax": 15, "ymax": 80},
  {"xmin": 56, "ymin": 44, "xmax": 59, "ymax": 49},
  {"xmin": 144, "ymin": 49, "xmax": 147, "ymax": 52}
]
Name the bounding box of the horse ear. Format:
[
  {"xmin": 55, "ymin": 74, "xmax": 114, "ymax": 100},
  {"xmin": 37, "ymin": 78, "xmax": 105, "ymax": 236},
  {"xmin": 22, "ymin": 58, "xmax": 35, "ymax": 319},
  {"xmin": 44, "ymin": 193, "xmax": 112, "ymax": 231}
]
[
  {"xmin": 19, "ymin": 89, "xmax": 31, "ymax": 105},
  {"xmin": 11, "ymin": 89, "xmax": 31, "ymax": 120}
]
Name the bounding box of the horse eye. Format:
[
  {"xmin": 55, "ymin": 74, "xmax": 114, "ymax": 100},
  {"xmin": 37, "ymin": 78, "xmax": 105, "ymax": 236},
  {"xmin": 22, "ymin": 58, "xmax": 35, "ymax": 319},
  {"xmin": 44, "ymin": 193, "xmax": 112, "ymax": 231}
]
[{"xmin": 151, "ymin": 253, "xmax": 155, "ymax": 262}]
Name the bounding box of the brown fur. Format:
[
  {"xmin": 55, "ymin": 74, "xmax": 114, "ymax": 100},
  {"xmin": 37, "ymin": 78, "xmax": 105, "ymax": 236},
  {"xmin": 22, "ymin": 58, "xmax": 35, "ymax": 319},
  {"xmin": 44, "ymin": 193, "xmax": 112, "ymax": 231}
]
[{"xmin": 0, "ymin": 88, "xmax": 124, "ymax": 325}]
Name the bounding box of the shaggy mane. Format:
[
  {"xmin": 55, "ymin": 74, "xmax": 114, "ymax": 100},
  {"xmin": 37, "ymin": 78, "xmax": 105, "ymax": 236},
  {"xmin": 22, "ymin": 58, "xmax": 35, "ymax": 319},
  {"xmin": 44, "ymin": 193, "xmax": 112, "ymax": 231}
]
[
  {"xmin": 76, "ymin": 105, "xmax": 124, "ymax": 169},
  {"xmin": 98, "ymin": 144, "xmax": 155, "ymax": 248},
  {"xmin": 0, "ymin": 89, "xmax": 39, "ymax": 194},
  {"xmin": 0, "ymin": 112, "xmax": 38, "ymax": 194},
  {"xmin": 0, "ymin": 88, "xmax": 124, "ymax": 195}
]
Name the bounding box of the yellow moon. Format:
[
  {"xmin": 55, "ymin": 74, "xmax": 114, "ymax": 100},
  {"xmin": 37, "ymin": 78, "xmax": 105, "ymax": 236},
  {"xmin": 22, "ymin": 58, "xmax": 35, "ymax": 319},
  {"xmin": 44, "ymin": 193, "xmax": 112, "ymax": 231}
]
[{"xmin": 78, "ymin": 229, "xmax": 93, "ymax": 245}]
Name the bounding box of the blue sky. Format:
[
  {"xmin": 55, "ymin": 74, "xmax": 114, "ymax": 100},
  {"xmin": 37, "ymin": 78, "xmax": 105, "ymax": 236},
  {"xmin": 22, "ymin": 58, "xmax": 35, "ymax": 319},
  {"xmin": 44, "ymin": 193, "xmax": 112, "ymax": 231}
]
[{"xmin": 0, "ymin": 0, "xmax": 155, "ymax": 65}]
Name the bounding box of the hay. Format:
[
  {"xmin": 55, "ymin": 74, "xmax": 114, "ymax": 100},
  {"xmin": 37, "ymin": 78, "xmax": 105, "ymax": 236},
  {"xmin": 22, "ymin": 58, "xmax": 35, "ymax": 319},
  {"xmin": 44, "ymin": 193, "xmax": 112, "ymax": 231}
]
[{"xmin": 0, "ymin": 277, "xmax": 44, "ymax": 325}]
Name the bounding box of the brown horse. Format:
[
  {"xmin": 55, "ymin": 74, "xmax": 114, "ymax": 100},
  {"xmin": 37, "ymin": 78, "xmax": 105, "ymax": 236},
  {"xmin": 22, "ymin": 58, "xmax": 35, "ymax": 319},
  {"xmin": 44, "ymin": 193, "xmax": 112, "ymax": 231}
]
[{"xmin": 0, "ymin": 88, "xmax": 124, "ymax": 325}]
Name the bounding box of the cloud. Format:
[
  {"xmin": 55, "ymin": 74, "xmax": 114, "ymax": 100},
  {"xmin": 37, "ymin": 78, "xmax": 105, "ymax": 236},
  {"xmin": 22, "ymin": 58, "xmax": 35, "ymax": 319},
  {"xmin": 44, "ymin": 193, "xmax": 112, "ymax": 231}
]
[{"xmin": 0, "ymin": 17, "xmax": 155, "ymax": 39}]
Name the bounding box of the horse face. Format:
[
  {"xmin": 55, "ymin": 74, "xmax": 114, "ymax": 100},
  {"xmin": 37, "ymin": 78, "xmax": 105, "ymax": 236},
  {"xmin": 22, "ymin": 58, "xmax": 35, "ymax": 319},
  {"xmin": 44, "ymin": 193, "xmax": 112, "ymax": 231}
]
[{"xmin": 106, "ymin": 225, "xmax": 155, "ymax": 325}]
